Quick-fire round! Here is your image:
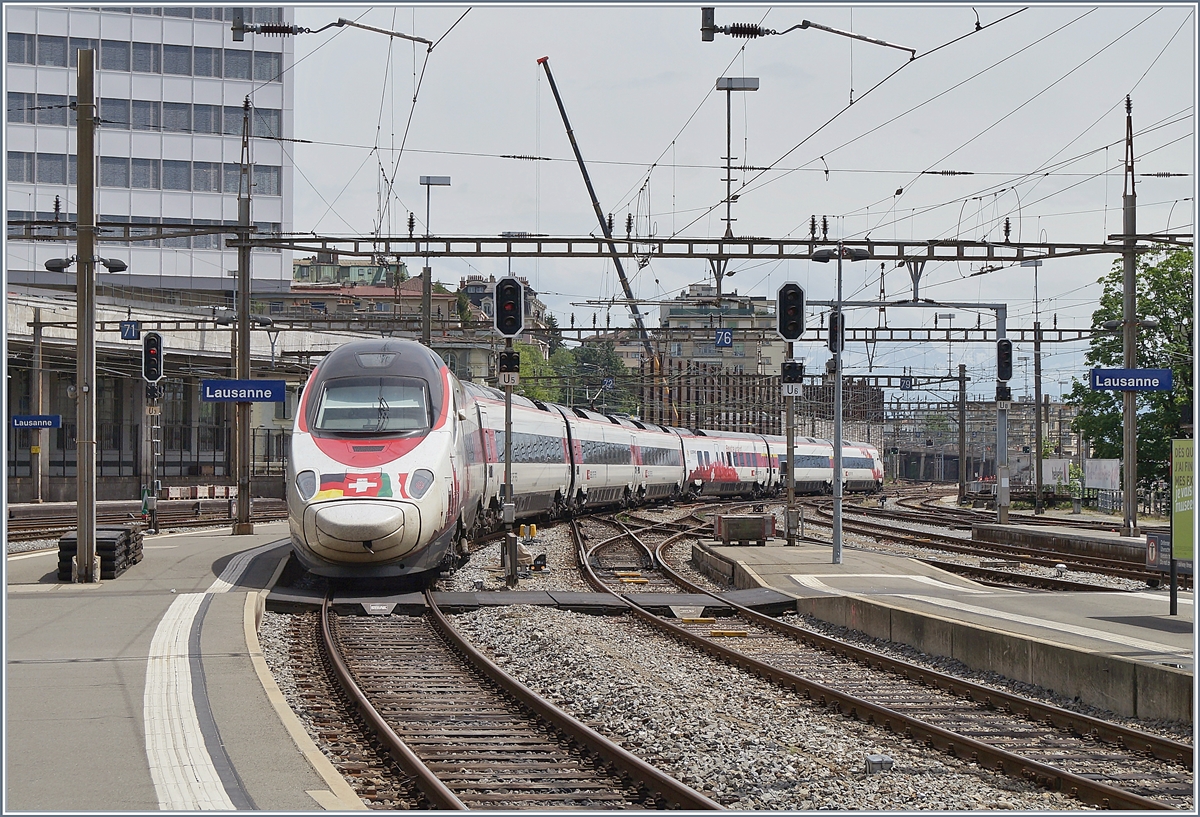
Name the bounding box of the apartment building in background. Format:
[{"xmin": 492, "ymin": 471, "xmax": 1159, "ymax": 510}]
[{"xmin": 6, "ymin": 6, "xmax": 295, "ymax": 294}]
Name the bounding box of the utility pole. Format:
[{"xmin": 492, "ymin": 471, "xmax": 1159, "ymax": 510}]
[
  {"xmin": 1034, "ymin": 320, "xmax": 1044, "ymax": 513},
  {"xmin": 997, "ymin": 307, "xmax": 1011, "ymax": 524},
  {"xmin": 958, "ymin": 363, "xmax": 967, "ymax": 504},
  {"xmin": 233, "ymin": 97, "xmax": 253, "ymax": 535},
  {"xmin": 786, "ymin": 343, "xmax": 796, "ymax": 546},
  {"xmin": 75, "ymin": 49, "xmax": 98, "ymax": 581},
  {"xmin": 1120, "ymin": 96, "xmax": 1139, "ymax": 537},
  {"xmin": 32, "ymin": 308, "xmax": 44, "ymax": 503}
]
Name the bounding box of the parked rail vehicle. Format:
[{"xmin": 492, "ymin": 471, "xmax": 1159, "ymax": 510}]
[{"xmin": 287, "ymin": 339, "xmax": 883, "ymax": 580}]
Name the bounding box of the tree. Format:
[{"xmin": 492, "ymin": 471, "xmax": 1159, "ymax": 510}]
[
  {"xmin": 513, "ymin": 341, "xmax": 561, "ymax": 403},
  {"xmin": 1066, "ymin": 247, "xmax": 1193, "ymax": 484},
  {"xmin": 543, "ymin": 313, "xmax": 564, "ymax": 354}
]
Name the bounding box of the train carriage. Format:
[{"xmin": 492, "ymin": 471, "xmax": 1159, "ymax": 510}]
[
  {"xmin": 678, "ymin": 429, "xmax": 772, "ymax": 497},
  {"xmin": 465, "ymin": 382, "xmax": 572, "ymax": 526},
  {"xmin": 557, "ymin": 406, "xmax": 639, "ymax": 508},
  {"xmin": 288, "ymin": 338, "xmax": 886, "ymax": 582},
  {"xmin": 628, "ymin": 419, "xmax": 686, "ymax": 502},
  {"xmin": 287, "ymin": 339, "xmax": 479, "ymax": 578},
  {"xmin": 841, "ymin": 441, "xmax": 885, "ymax": 493}
]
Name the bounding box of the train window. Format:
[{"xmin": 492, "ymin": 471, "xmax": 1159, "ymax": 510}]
[{"xmin": 312, "ymin": 376, "xmax": 430, "ymax": 435}]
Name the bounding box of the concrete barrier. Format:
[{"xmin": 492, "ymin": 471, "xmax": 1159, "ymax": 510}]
[{"xmin": 695, "ymin": 546, "xmax": 1192, "ymax": 722}]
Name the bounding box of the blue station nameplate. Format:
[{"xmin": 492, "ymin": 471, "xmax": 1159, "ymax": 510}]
[
  {"xmin": 200, "ymin": 379, "xmax": 286, "ymax": 402},
  {"xmin": 11, "ymin": 414, "xmax": 62, "ymax": 428},
  {"xmin": 1089, "ymin": 368, "xmax": 1173, "ymax": 391}
]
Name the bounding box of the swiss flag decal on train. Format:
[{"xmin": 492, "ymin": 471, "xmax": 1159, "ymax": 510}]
[{"xmin": 317, "ymin": 472, "xmax": 394, "ymax": 499}]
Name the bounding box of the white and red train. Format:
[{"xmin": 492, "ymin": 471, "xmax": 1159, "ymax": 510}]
[{"xmin": 287, "ymin": 339, "xmax": 883, "ymax": 580}]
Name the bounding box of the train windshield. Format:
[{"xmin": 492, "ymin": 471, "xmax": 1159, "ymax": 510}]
[{"xmin": 312, "ymin": 376, "xmax": 431, "ymax": 435}]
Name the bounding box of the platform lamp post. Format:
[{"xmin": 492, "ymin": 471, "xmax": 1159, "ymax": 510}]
[
  {"xmin": 812, "ymin": 242, "xmax": 871, "ymax": 564},
  {"xmin": 419, "ymin": 176, "xmax": 451, "ymax": 347},
  {"xmin": 1102, "ymin": 315, "xmax": 1159, "ymax": 536},
  {"xmin": 44, "ymin": 253, "xmax": 128, "ymax": 583}
]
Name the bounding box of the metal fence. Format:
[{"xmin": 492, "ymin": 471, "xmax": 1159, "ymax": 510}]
[{"xmin": 6, "ymin": 422, "xmax": 140, "ymax": 478}]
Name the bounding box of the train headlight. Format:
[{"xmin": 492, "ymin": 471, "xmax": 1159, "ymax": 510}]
[
  {"xmin": 408, "ymin": 469, "xmax": 435, "ymax": 499},
  {"xmin": 296, "ymin": 470, "xmax": 318, "ymax": 501}
]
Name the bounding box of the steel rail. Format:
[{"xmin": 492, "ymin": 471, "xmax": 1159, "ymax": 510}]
[
  {"xmin": 319, "ymin": 597, "xmax": 468, "ymax": 810},
  {"xmin": 423, "ymin": 589, "xmax": 723, "ymax": 811},
  {"xmin": 652, "ymin": 532, "xmax": 1192, "ymax": 771},
  {"xmin": 570, "ymin": 519, "xmax": 1182, "ymax": 809},
  {"xmin": 805, "ymin": 500, "xmax": 1173, "ymax": 585}
]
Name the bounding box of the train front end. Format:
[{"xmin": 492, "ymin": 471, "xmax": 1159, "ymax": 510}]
[{"xmin": 287, "ymin": 340, "xmax": 464, "ymax": 579}]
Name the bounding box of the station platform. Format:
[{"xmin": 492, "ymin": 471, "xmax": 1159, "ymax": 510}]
[
  {"xmin": 5, "ymin": 521, "xmax": 363, "ymax": 812},
  {"xmin": 697, "ymin": 536, "xmax": 1194, "ymax": 722}
]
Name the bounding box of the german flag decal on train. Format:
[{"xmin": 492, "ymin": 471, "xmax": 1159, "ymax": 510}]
[{"xmin": 316, "ymin": 472, "xmax": 394, "ymax": 499}]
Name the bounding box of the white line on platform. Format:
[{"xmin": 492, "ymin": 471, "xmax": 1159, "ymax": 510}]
[
  {"xmin": 791, "ymin": 573, "xmax": 995, "ymax": 595},
  {"xmin": 792, "ymin": 574, "xmax": 1192, "ymax": 658},
  {"xmin": 6, "ymin": 549, "xmax": 57, "ymax": 561},
  {"xmin": 1125, "ymin": 591, "xmax": 1193, "ymax": 606},
  {"xmin": 142, "ymin": 542, "xmax": 281, "ymax": 810}
]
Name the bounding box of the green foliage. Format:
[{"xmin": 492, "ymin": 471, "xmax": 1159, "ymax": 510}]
[
  {"xmin": 543, "ymin": 313, "xmax": 564, "ymax": 354},
  {"xmin": 1066, "ymin": 247, "xmax": 1194, "ymax": 484},
  {"xmin": 456, "ymin": 291, "xmax": 470, "ymax": 321},
  {"xmin": 508, "ymin": 341, "xmax": 638, "ymax": 414},
  {"xmin": 513, "ymin": 341, "xmax": 560, "ymax": 403}
]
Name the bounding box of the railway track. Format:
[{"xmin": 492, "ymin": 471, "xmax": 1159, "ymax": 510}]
[
  {"xmin": 897, "ymin": 493, "xmax": 1170, "ymax": 536},
  {"xmin": 320, "ymin": 592, "xmax": 720, "ymax": 809},
  {"xmin": 6, "ymin": 501, "xmax": 288, "ymax": 542},
  {"xmin": 801, "ymin": 498, "xmax": 1181, "ymax": 589},
  {"xmin": 571, "ymin": 514, "xmax": 1193, "ymax": 810}
]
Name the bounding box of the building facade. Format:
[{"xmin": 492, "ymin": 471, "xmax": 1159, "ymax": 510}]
[
  {"xmin": 6, "ymin": 6, "xmax": 294, "ymax": 293},
  {"xmin": 658, "ymin": 282, "xmax": 785, "ymax": 375}
]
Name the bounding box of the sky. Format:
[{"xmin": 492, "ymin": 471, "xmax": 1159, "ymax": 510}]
[{"xmin": 283, "ymin": 3, "xmax": 1196, "ymax": 400}]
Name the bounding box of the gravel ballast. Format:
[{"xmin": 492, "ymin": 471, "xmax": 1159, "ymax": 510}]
[{"xmin": 452, "ymin": 604, "xmax": 1090, "ymax": 810}]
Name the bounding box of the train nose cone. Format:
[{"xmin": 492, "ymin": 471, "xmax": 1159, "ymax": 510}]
[
  {"xmin": 314, "ymin": 503, "xmax": 404, "ymax": 543},
  {"xmin": 305, "ymin": 501, "xmax": 422, "ymax": 560}
]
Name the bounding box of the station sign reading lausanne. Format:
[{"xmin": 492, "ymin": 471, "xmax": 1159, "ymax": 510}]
[
  {"xmin": 200, "ymin": 379, "xmax": 285, "ymax": 402},
  {"xmin": 1089, "ymin": 368, "xmax": 1173, "ymax": 391}
]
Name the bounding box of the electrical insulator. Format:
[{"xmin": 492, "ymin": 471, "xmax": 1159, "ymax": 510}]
[
  {"xmin": 810, "ymin": 215, "xmax": 817, "ymax": 240},
  {"xmin": 607, "ymin": 213, "xmax": 614, "ymax": 233},
  {"xmin": 821, "ymin": 216, "xmax": 829, "ymax": 239},
  {"xmin": 728, "ymin": 23, "xmax": 765, "ymax": 37},
  {"xmin": 625, "ymin": 213, "xmax": 633, "ymax": 237},
  {"xmin": 1003, "ymin": 218, "xmax": 1011, "ymax": 243},
  {"xmin": 407, "ymin": 212, "xmax": 415, "ymax": 237}
]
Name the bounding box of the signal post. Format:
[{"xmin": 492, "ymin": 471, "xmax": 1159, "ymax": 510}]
[
  {"xmin": 494, "ymin": 277, "xmax": 524, "ymax": 586},
  {"xmin": 777, "ymin": 283, "xmax": 805, "ymax": 545}
]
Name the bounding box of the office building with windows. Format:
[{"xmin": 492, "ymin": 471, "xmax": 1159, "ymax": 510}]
[{"xmin": 6, "ymin": 5, "xmax": 294, "ymax": 294}]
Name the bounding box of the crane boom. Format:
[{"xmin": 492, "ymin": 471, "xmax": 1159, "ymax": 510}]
[{"xmin": 537, "ymin": 57, "xmax": 658, "ymax": 366}]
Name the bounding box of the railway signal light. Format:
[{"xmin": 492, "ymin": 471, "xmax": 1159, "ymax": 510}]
[
  {"xmin": 828, "ymin": 311, "xmax": 844, "ymax": 353},
  {"xmin": 776, "ymin": 283, "xmax": 805, "ymax": 340},
  {"xmin": 142, "ymin": 332, "xmax": 163, "ymax": 383},
  {"xmin": 494, "ymin": 277, "xmax": 524, "ymax": 337},
  {"xmin": 996, "ymin": 338, "xmax": 1013, "ymax": 381},
  {"xmin": 498, "ymin": 350, "xmax": 520, "ymax": 373},
  {"xmin": 781, "ymin": 361, "xmax": 804, "ymax": 384}
]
